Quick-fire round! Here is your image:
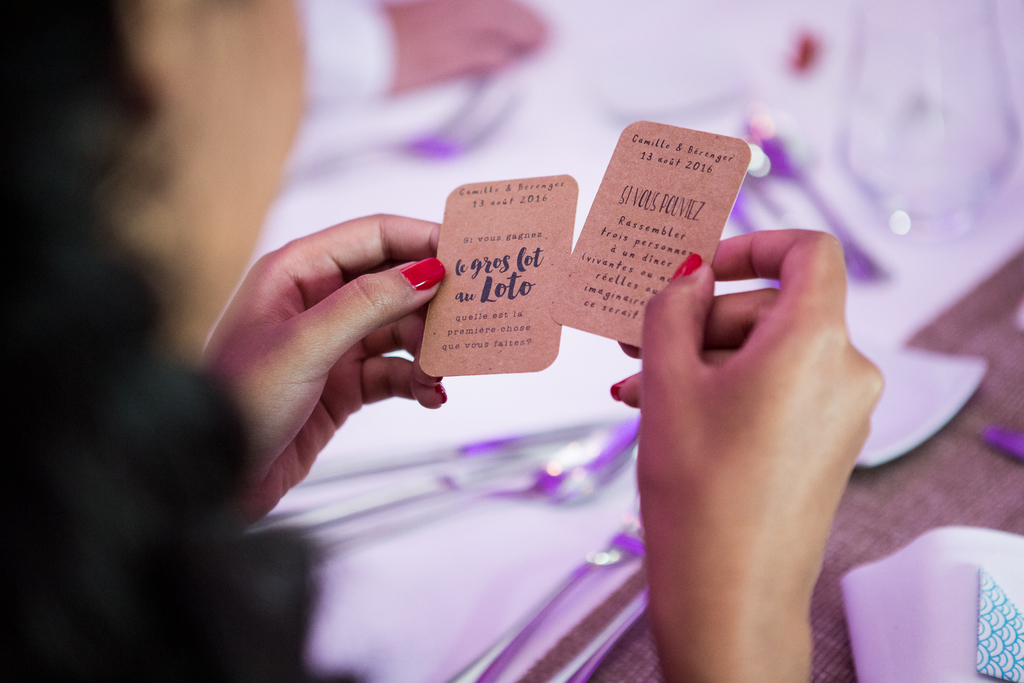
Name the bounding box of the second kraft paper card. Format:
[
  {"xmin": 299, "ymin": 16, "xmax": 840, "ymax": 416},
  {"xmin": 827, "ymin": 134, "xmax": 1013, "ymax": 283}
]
[
  {"xmin": 419, "ymin": 176, "xmax": 577, "ymax": 377},
  {"xmin": 550, "ymin": 121, "xmax": 750, "ymax": 348}
]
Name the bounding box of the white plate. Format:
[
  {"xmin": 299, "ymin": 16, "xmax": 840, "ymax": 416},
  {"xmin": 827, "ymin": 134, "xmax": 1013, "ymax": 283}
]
[{"xmin": 856, "ymin": 346, "xmax": 987, "ymax": 467}]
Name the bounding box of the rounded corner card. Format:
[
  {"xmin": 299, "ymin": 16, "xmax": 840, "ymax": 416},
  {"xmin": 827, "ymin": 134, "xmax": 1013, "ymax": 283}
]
[
  {"xmin": 420, "ymin": 175, "xmax": 577, "ymax": 377},
  {"xmin": 550, "ymin": 122, "xmax": 750, "ymax": 347}
]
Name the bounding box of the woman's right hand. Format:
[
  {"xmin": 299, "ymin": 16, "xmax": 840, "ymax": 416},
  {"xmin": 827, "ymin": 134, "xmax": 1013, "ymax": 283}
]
[{"xmin": 634, "ymin": 230, "xmax": 882, "ymax": 682}]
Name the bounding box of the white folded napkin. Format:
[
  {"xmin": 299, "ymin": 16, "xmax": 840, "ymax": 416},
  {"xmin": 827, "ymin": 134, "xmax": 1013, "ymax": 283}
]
[{"xmin": 842, "ymin": 526, "xmax": 1024, "ymax": 683}]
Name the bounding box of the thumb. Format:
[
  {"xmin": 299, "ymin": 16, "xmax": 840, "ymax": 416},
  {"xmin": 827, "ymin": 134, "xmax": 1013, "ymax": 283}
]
[
  {"xmin": 296, "ymin": 257, "xmax": 445, "ymax": 376},
  {"xmin": 641, "ymin": 254, "xmax": 715, "ymax": 377}
]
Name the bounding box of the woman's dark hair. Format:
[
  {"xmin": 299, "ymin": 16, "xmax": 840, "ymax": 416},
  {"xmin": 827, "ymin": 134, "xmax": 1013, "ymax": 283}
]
[{"xmin": 1, "ymin": 1, "xmax": 343, "ymax": 680}]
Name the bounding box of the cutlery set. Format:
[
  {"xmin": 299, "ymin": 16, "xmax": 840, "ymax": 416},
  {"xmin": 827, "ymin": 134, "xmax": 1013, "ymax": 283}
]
[
  {"xmin": 256, "ymin": 419, "xmax": 642, "ymax": 682},
  {"xmin": 256, "ymin": 419, "xmax": 638, "ymax": 551}
]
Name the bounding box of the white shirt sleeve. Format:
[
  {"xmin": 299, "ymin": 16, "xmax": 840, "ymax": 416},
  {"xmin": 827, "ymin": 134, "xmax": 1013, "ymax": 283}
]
[{"xmin": 297, "ymin": 0, "xmax": 396, "ymax": 108}]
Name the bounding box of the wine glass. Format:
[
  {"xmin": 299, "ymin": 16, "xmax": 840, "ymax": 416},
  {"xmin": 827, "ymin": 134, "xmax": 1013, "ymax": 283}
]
[{"xmin": 840, "ymin": 0, "xmax": 1019, "ymax": 241}]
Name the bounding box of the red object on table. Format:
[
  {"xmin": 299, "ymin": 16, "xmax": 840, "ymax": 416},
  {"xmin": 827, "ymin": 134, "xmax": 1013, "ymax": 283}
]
[{"xmin": 789, "ymin": 30, "xmax": 822, "ymax": 74}]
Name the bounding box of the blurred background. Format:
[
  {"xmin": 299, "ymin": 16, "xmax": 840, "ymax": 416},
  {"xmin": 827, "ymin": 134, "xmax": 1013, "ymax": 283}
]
[
  {"xmin": 258, "ymin": 0, "xmax": 1024, "ymax": 467},
  {"xmin": 257, "ymin": 3, "xmax": 1024, "ymax": 682}
]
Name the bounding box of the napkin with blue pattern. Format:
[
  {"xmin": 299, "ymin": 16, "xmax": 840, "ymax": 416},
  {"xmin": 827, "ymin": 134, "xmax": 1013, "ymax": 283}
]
[{"xmin": 978, "ymin": 568, "xmax": 1024, "ymax": 682}]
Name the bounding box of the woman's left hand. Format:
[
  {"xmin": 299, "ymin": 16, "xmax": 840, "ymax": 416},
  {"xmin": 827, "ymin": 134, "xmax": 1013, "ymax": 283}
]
[{"xmin": 205, "ymin": 215, "xmax": 446, "ymax": 518}]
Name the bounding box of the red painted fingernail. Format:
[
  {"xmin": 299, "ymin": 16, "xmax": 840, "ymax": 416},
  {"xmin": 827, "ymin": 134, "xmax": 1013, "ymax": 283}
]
[
  {"xmin": 672, "ymin": 253, "xmax": 703, "ymax": 280},
  {"xmin": 402, "ymin": 258, "xmax": 445, "ymax": 291},
  {"xmin": 610, "ymin": 379, "xmax": 626, "ymax": 402},
  {"xmin": 434, "ymin": 383, "xmax": 448, "ymax": 404}
]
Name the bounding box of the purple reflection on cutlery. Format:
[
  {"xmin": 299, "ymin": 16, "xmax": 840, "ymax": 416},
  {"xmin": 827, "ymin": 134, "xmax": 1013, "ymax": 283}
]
[
  {"xmin": 755, "ymin": 135, "xmax": 887, "ymax": 282},
  {"xmin": 302, "ymin": 421, "xmax": 619, "ymax": 483},
  {"xmin": 983, "ymin": 426, "xmax": 1024, "ymax": 463},
  {"xmin": 532, "ymin": 418, "xmax": 639, "ymax": 501},
  {"xmin": 743, "ymin": 108, "xmax": 887, "ymax": 283},
  {"xmin": 405, "ymin": 136, "xmax": 464, "ymax": 160},
  {"xmin": 257, "ymin": 420, "xmax": 639, "ymax": 547}
]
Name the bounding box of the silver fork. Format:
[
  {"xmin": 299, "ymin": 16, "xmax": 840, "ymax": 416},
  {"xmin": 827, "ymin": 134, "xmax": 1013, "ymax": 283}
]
[
  {"xmin": 446, "ymin": 506, "xmax": 644, "ymax": 683},
  {"xmin": 254, "ymin": 420, "xmax": 639, "ymax": 551}
]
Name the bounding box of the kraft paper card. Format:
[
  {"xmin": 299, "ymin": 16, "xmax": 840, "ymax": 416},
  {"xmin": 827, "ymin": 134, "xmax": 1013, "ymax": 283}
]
[
  {"xmin": 420, "ymin": 175, "xmax": 577, "ymax": 376},
  {"xmin": 551, "ymin": 121, "xmax": 750, "ymax": 347}
]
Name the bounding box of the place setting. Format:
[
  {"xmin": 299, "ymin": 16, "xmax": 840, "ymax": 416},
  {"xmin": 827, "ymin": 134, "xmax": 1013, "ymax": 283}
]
[
  {"xmin": 11, "ymin": 0, "xmax": 1024, "ymax": 680},
  {"xmin": 253, "ymin": 1, "xmax": 1024, "ymax": 681}
]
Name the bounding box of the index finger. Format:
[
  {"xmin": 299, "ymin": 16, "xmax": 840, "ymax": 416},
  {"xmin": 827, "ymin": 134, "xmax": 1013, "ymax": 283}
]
[
  {"xmin": 711, "ymin": 230, "xmax": 847, "ymax": 322},
  {"xmin": 282, "ymin": 214, "xmax": 441, "ymax": 281}
]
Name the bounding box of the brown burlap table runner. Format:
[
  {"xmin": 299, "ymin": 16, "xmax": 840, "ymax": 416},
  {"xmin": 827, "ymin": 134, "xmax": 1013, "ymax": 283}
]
[{"xmin": 525, "ymin": 248, "xmax": 1024, "ymax": 682}]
